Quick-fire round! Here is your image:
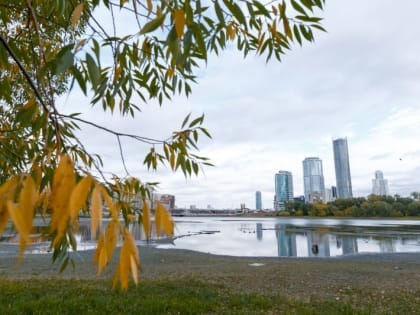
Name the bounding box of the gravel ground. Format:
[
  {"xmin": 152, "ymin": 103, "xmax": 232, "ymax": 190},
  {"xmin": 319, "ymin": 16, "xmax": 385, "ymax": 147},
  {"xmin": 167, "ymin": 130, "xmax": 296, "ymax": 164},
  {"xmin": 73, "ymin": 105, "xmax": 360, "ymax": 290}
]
[{"xmin": 1, "ymin": 245, "xmax": 420, "ymax": 302}]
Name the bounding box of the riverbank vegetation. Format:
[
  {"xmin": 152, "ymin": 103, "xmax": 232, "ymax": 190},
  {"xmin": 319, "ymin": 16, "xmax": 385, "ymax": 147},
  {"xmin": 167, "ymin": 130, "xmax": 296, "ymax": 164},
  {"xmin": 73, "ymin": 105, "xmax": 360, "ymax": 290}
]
[{"xmin": 282, "ymin": 194, "xmax": 420, "ymax": 217}]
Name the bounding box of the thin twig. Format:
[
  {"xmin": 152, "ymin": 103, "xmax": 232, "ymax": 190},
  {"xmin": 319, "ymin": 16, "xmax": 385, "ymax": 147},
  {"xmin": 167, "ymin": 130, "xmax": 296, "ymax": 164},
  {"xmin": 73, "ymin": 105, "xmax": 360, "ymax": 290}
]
[
  {"xmin": 0, "ymin": 34, "xmax": 49, "ymax": 113},
  {"xmin": 58, "ymin": 113, "xmax": 165, "ymax": 145},
  {"xmin": 117, "ymin": 135, "xmax": 130, "ymax": 176}
]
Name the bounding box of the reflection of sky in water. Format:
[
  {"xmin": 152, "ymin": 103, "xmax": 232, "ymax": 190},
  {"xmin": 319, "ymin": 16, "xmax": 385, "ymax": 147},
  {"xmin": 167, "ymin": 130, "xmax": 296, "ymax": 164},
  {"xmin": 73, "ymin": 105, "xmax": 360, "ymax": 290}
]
[
  {"xmin": 156, "ymin": 217, "xmax": 420, "ymax": 257},
  {"xmin": 2, "ymin": 217, "xmax": 420, "ymax": 257}
]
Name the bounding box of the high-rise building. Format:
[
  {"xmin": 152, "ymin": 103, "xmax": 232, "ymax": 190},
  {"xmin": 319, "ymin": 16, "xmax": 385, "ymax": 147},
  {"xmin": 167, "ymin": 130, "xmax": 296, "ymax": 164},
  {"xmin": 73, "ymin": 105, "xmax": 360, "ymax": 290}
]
[
  {"xmin": 303, "ymin": 157, "xmax": 325, "ymax": 203},
  {"xmin": 255, "ymin": 191, "xmax": 262, "ymax": 210},
  {"xmin": 274, "ymin": 171, "xmax": 294, "ymax": 210},
  {"xmin": 372, "ymin": 170, "xmax": 389, "ymax": 196},
  {"xmin": 333, "ymin": 138, "xmax": 353, "ymax": 199},
  {"xmin": 325, "ymin": 186, "xmax": 337, "ymax": 202}
]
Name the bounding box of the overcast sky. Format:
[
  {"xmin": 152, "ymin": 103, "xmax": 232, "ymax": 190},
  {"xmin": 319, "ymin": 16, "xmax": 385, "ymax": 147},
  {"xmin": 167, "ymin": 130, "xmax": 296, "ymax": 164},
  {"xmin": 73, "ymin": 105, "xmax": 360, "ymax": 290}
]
[{"xmin": 61, "ymin": 0, "xmax": 420, "ymax": 209}]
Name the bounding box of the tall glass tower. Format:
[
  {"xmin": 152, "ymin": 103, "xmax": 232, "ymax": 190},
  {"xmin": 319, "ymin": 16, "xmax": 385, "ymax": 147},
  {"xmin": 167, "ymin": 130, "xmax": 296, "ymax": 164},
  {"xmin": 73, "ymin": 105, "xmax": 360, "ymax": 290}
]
[
  {"xmin": 255, "ymin": 191, "xmax": 262, "ymax": 210},
  {"xmin": 372, "ymin": 170, "xmax": 389, "ymax": 196},
  {"xmin": 333, "ymin": 138, "xmax": 353, "ymax": 199},
  {"xmin": 302, "ymin": 157, "xmax": 325, "ymax": 203},
  {"xmin": 274, "ymin": 171, "xmax": 293, "ymax": 210}
]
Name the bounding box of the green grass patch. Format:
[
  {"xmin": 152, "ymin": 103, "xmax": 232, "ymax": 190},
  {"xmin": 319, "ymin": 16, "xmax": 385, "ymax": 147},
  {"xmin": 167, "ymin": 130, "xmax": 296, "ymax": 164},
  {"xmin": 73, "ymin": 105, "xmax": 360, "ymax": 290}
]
[{"xmin": 0, "ymin": 277, "xmax": 416, "ymax": 314}]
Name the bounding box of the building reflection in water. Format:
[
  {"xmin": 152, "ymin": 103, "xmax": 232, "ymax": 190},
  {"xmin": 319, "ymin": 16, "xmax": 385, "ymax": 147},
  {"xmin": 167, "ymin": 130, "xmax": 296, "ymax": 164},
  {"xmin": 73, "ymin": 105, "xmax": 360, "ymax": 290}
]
[
  {"xmin": 275, "ymin": 224, "xmax": 297, "ymax": 257},
  {"xmin": 256, "ymin": 223, "xmax": 263, "ymax": 241},
  {"xmin": 307, "ymin": 231, "xmax": 330, "ymax": 257},
  {"xmin": 340, "ymin": 236, "xmax": 358, "ymax": 255},
  {"xmin": 378, "ymin": 238, "xmax": 395, "ymax": 253}
]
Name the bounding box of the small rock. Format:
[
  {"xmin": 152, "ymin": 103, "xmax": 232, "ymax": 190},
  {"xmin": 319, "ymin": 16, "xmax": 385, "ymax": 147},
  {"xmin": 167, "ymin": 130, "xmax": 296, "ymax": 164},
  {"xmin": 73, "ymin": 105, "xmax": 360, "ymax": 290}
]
[{"xmin": 248, "ymin": 263, "xmax": 264, "ymax": 267}]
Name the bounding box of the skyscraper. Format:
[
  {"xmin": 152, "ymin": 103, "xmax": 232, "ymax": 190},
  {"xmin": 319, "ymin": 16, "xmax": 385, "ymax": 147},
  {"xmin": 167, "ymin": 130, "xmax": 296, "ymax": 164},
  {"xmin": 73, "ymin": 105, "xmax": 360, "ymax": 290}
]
[
  {"xmin": 255, "ymin": 191, "xmax": 262, "ymax": 210},
  {"xmin": 302, "ymin": 157, "xmax": 325, "ymax": 203},
  {"xmin": 372, "ymin": 170, "xmax": 389, "ymax": 196},
  {"xmin": 333, "ymin": 138, "xmax": 353, "ymax": 199},
  {"xmin": 274, "ymin": 171, "xmax": 294, "ymax": 210}
]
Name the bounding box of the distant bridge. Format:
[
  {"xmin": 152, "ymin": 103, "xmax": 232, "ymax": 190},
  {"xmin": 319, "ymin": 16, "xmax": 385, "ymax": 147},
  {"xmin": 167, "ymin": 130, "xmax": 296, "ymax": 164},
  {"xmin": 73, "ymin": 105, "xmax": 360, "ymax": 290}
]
[{"xmin": 170, "ymin": 208, "xmax": 244, "ymax": 216}]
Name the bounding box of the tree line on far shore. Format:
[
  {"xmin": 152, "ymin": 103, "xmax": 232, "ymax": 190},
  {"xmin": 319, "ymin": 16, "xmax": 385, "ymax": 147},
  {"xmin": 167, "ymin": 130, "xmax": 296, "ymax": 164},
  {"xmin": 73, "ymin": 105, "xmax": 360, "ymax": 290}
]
[{"xmin": 281, "ymin": 193, "xmax": 420, "ymax": 217}]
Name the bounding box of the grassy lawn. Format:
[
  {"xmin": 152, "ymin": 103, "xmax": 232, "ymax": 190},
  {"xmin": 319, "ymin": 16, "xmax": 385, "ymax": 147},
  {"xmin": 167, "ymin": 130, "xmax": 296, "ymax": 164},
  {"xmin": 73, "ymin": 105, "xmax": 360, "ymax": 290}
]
[{"xmin": 0, "ymin": 277, "xmax": 418, "ymax": 315}]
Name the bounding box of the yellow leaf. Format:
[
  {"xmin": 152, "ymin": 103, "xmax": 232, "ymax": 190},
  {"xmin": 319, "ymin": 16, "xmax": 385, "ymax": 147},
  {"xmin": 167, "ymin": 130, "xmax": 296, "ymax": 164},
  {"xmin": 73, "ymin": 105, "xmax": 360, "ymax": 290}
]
[
  {"xmin": 0, "ymin": 177, "xmax": 19, "ymax": 234},
  {"xmin": 270, "ymin": 20, "xmax": 277, "ymax": 35},
  {"xmin": 156, "ymin": 201, "xmax": 174, "ymax": 236},
  {"xmin": 98, "ymin": 247, "xmax": 108, "ymax": 275},
  {"xmin": 38, "ymin": 187, "xmax": 51, "ymax": 217},
  {"xmin": 0, "ymin": 208, "xmax": 9, "ymax": 235},
  {"xmin": 104, "ymin": 220, "xmax": 119, "ymax": 263},
  {"xmin": 31, "ymin": 163, "xmax": 42, "ymax": 188},
  {"xmin": 50, "ymin": 154, "xmax": 75, "ymax": 236},
  {"xmin": 0, "ymin": 176, "xmax": 19, "ymax": 198},
  {"xmin": 18, "ymin": 176, "xmax": 37, "ymax": 233},
  {"xmin": 130, "ymin": 256, "xmax": 138, "ymax": 286},
  {"xmin": 142, "ymin": 201, "xmax": 151, "ymax": 240},
  {"xmin": 113, "ymin": 228, "xmax": 141, "ymax": 290},
  {"xmin": 124, "ymin": 228, "xmax": 140, "ymax": 266},
  {"xmin": 94, "ymin": 234, "xmax": 104, "ymax": 264},
  {"xmin": 113, "ymin": 65, "xmax": 122, "ymax": 83},
  {"xmin": 283, "ymin": 17, "xmax": 292, "ymax": 40},
  {"xmin": 22, "ymin": 98, "xmax": 35, "ymax": 109},
  {"xmin": 100, "ymin": 185, "xmax": 119, "ymax": 220},
  {"xmin": 174, "ymin": 9, "xmax": 186, "ymax": 38},
  {"xmin": 90, "ymin": 183, "xmax": 103, "ymax": 240},
  {"xmin": 169, "ymin": 145, "xmax": 175, "ymax": 170},
  {"xmin": 69, "ymin": 175, "xmax": 93, "ymax": 223},
  {"xmin": 146, "ymin": 0, "xmax": 153, "ymax": 15},
  {"xmin": 71, "ymin": 3, "xmax": 84, "ymax": 27},
  {"xmin": 7, "ymin": 176, "xmax": 38, "ymax": 258},
  {"xmin": 155, "ymin": 200, "xmax": 162, "ymax": 236},
  {"xmin": 118, "ymin": 240, "xmax": 131, "ymax": 290},
  {"xmin": 226, "ymin": 23, "xmax": 236, "ymax": 41},
  {"xmin": 7, "ymin": 202, "xmax": 28, "ymax": 261},
  {"xmin": 166, "ymin": 67, "xmax": 174, "ymax": 79}
]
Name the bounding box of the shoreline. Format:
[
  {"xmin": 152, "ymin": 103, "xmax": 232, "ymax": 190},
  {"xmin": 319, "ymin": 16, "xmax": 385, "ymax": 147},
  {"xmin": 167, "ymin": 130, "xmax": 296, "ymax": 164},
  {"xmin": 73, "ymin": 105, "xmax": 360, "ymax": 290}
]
[
  {"xmin": 2, "ymin": 246, "xmax": 420, "ymax": 310},
  {"xmin": 2, "ymin": 245, "xmax": 420, "ymax": 278}
]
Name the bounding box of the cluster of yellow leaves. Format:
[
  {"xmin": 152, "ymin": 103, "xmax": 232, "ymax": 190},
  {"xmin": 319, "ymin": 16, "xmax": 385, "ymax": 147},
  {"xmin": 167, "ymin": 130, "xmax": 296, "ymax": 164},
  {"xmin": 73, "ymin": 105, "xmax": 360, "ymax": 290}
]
[{"xmin": 0, "ymin": 154, "xmax": 175, "ymax": 290}]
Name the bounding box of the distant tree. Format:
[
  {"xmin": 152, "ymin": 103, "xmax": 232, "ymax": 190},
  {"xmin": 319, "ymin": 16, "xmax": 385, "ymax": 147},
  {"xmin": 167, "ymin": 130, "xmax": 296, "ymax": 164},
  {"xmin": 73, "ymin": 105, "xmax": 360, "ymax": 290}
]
[
  {"xmin": 411, "ymin": 192, "xmax": 420, "ymax": 201},
  {"xmin": 0, "ymin": 0, "xmax": 325, "ymax": 288}
]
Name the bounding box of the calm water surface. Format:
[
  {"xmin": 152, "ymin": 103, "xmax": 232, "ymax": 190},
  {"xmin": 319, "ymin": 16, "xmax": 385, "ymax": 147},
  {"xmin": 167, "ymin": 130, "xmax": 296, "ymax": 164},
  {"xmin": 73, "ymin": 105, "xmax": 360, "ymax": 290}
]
[
  {"xmin": 1, "ymin": 217, "xmax": 420, "ymax": 257},
  {"xmin": 156, "ymin": 217, "xmax": 420, "ymax": 257}
]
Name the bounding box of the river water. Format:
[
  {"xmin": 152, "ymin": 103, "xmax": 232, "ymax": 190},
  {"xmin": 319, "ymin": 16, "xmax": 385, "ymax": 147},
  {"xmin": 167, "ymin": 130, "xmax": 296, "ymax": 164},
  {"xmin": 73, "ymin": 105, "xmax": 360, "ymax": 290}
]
[
  {"xmin": 1, "ymin": 217, "xmax": 420, "ymax": 257},
  {"xmin": 155, "ymin": 217, "xmax": 420, "ymax": 257}
]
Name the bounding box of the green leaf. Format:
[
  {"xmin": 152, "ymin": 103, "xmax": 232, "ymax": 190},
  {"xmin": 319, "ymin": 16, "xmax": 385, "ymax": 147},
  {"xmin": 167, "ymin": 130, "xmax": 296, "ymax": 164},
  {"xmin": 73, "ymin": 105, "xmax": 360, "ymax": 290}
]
[
  {"xmin": 300, "ymin": 0, "xmax": 314, "ymax": 12},
  {"xmin": 214, "ymin": 0, "xmax": 225, "ymax": 26},
  {"xmin": 70, "ymin": 66, "xmax": 87, "ymax": 95},
  {"xmin": 54, "ymin": 44, "xmax": 74, "ymax": 75},
  {"xmin": 181, "ymin": 113, "xmax": 191, "ymax": 128},
  {"xmin": 252, "ymin": 0, "xmax": 270, "ymax": 17},
  {"xmin": 291, "ymin": 0, "xmax": 307, "ymax": 16},
  {"xmin": 293, "ymin": 24, "xmax": 302, "ymax": 45},
  {"xmin": 189, "ymin": 114, "xmax": 203, "ymax": 128},
  {"xmin": 222, "ymin": 0, "xmax": 246, "ymax": 26},
  {"xmin": 200, "ymin": 127, "xmax": 212, "ymax": 139},
  {"xmin": 192, "ymin": 161, "xmax": 199, "ymax": 175},
  {"xmin": 140, "ymin": 15, "xmax": 165, "ymax": 35},
  {"xmin": 86, "ymin": 53, "xmax": 100, "ymax": 88}
]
